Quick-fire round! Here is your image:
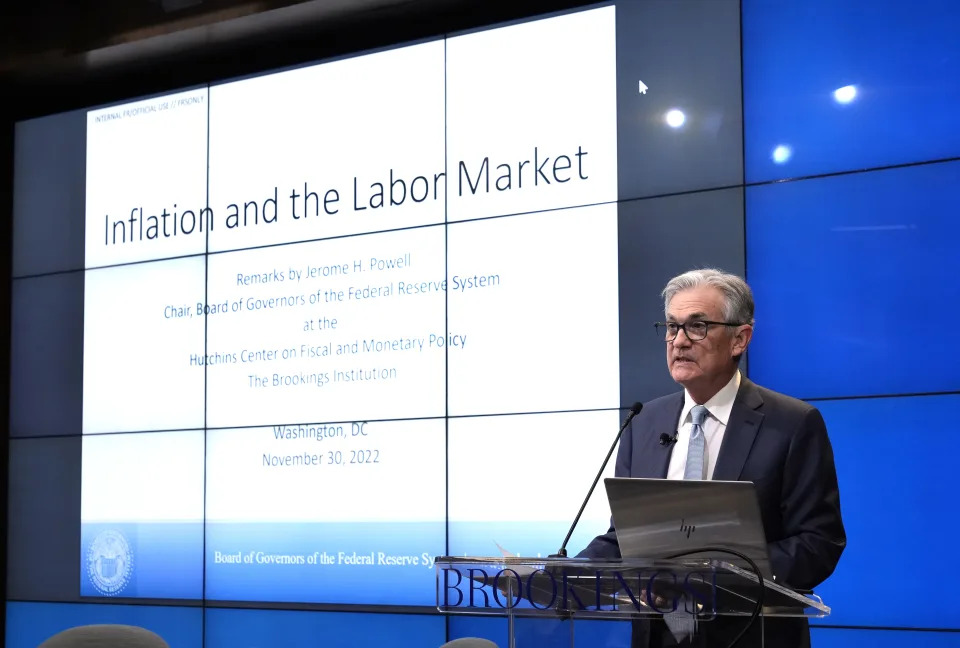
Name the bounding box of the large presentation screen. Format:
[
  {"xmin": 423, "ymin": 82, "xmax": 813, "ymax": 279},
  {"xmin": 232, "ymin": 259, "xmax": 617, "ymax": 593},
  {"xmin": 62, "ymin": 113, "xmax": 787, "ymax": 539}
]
[
  {"xmin": 80, "ymin": 7, "xmax": 619, "ymax": 605},
  {"xmin": 10, "ymin": 0, "xmax": 744, "ymax": 609}
]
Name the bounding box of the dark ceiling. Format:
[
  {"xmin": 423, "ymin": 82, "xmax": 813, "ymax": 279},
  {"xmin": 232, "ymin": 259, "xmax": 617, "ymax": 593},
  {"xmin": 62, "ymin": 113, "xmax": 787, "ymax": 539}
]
[
  {"xmin": 0, "ymin": 0, "xmax": 427, "ymax": 79},
  {"xmin": 0, "ymin": 0, "xmax": 591, "ymax": 119},
  {"xmin": 1, "ymin": 0, "xmax": 290, "ymax": 70}
]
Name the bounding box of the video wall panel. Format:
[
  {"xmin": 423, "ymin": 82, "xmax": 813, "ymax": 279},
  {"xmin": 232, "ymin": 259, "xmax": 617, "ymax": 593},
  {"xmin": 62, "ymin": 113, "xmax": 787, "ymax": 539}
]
[
  {"xmin": 811, "ymin": 628, "xmax": 960, "ymax": 648},
  {"xmin": 203, "ymin": 608, "xmax": 444, "ymax": 648},
  {"xmin": 16, "ymin": 0, "xmax": 960, "ymax": 644},
  {"xmin": 13, "ymin": 4, "xmax": 665, "ymax": 611},
  {"xmin": 747, "ymin": 160, "xmax": 960, "ymax": 400},
  {"xmin": 743, "ymin": 0, "xmax": 960, "ymax": 183},
  {"xmin": 5, "ymin": 603, "xmax": 203, "ymax": 648},
  {"xmin": 813, "ymin": 395, "xmax": 960, "ymax": 629}
]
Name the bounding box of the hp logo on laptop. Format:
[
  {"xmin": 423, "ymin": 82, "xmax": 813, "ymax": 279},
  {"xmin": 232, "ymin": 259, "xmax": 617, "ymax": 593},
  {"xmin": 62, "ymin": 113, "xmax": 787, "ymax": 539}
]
[{"xmin": 679, "ymin": 519, "xmax": 696, "ymax": 539}]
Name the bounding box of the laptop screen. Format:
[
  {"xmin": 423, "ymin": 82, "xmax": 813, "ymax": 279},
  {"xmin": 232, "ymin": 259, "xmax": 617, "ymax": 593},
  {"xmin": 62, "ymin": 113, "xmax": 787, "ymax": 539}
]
[{"xmin": 603, "ymin": 477, "xmax": 773, "ymax": 580}]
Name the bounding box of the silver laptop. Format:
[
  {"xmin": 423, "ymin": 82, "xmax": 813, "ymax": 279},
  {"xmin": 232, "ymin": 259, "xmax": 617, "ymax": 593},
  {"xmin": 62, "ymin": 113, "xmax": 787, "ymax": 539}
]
[{"xmin": 603, "ymin": 477, "xmax": 773, "ymax": 580}]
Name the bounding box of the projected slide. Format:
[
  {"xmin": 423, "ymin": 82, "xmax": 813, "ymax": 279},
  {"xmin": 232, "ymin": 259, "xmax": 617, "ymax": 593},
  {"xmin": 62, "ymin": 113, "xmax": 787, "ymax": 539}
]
[
  {"xmin": 80, "ymin": 5, "xmax": 618, "ymax": 604},
  {"xmin": 81, "ymin": 431, "xmax": 204, "ymax": 599},
  {"xmin": 205, "ymin": 419, "xmax": 445, "ymax": 604},
  {"xmin": 206, "ymin": 41, "xmax": 446, "ymax": 253},
  {"xmin": 448, "ymin": 410, "xmax": 622, "ymax": 559},
  {"xmin": 447, "ymin": 204, "xmax": 619, "ymax": 416},
  {"xmin": 83, "ymin": 257, "xmax": 206, "ymax": 435},
  {"xmin": 84, "ymin": 88, "xmax": 209, "ymax": 269},
  {"xmin": 446, "ymin": 7, "xmax": 617, "ymax": 222},
  {"xmin": 203, "ymin": 226, "xmax": 447, "ymax": 428}
]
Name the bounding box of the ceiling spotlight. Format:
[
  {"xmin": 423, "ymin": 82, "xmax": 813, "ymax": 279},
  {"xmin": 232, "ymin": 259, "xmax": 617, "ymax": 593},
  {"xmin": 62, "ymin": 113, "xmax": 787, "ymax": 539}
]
[
  {"xmin": 833, "ymin": 85, "xmax": 857, "ymax": 104},
  {"xmin": 665, "ymin": 109, "xmax": 686, "ymax": 128}
]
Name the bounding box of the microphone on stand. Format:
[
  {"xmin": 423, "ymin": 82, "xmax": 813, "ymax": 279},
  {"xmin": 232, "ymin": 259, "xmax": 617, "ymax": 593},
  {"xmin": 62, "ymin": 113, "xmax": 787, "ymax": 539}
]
[{"xmin": 552, "ymin": 401, "xmax": 643, "ymax": 558}]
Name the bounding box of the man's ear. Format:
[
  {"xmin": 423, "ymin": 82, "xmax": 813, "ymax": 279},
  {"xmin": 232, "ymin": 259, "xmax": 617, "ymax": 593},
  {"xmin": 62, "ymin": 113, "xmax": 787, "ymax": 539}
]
[{"xmin": 731, "ymin": 324, "xmax": 753, "ymax": 357}]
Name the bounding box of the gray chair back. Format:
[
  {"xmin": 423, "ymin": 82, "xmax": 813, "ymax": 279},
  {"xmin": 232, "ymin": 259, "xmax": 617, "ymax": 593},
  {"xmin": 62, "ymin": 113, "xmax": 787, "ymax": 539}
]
[
  {"xmin": 37, "ymin": 624, "xmax": 169, "ymax": 648},
  {"xmin": 440, "ymin": 638, "xmax": 500, "ymax": 648}
]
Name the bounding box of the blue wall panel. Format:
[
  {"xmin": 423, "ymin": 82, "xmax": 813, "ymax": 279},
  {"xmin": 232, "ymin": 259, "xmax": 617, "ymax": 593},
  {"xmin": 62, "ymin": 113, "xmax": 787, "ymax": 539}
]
[
  {"xmin": 744, "ymin": 0, "xmax": 960, "ymax": 182},
  {"xmin": 204, "ymin": 608, "xmax": 444, "ymax": 648},
  {"xmin": 747, "ymin": 160, "xmax": 960, "ymax": 399},
  {"xmin": 10, "ymin": 2, "xmax": 960, "ymax": 646},
  {"xmin": 812, "ymin": 627, "xmax": 960, "ymax": 648},
  {"xmin": 5, "ymin": 602, "xmax": 202, "ymax": 648},
  {"xmin": 813, "ymin": 395, "xmax": 959, "ymax": 628}
]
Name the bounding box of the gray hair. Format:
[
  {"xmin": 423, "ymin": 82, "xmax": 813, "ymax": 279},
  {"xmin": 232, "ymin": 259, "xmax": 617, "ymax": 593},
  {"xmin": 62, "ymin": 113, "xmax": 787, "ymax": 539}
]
[{"xmin": 661, "ymin": 268, "xmax": 755, "ymax": 326}]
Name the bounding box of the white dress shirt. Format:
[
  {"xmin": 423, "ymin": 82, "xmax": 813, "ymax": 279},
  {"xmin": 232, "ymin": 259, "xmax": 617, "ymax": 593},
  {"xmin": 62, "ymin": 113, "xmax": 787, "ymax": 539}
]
[{"xmin": 666, "ymin": 371, "xmax": 741, "ymax": 481}]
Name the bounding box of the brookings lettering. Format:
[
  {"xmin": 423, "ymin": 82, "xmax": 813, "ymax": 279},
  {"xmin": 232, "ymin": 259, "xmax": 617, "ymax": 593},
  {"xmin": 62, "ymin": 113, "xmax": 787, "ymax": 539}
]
[{"xmin": 441, "ymin": 567, "xmax": 717, "ymax": 615}]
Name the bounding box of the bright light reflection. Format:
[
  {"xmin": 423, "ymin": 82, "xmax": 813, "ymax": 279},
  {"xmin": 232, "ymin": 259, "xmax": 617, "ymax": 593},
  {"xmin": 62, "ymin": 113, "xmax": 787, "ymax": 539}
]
[
  {"xmin": 772, "ymin": 144, "xmax": 792, "ymax": 164},
  {"xmin": 665, "ymin": 109, "xmax": 685, "ymax": 128},
  {"xmin": 833, "ymin": 85, "xmax": 857, "ymax": 104}
]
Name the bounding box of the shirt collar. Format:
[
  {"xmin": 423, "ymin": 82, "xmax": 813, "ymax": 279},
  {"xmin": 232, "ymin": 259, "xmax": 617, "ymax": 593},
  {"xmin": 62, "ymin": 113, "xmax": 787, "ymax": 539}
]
[{"xmin": 680, "ymin": 370, "xmax": 741, "ymax": 426}]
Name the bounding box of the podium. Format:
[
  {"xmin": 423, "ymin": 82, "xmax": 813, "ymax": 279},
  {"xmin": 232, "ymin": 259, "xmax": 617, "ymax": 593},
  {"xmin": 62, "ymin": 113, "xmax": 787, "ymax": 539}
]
[{"xmin": 436, "ymin": 556, "xmax": 830, "ymax": 647}]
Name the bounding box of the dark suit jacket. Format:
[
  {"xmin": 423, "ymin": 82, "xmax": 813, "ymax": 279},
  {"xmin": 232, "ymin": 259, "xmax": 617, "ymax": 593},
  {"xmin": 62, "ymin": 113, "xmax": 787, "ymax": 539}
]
[{"xmin": 579, "ymin": 377, "xmax": 846, "ymax": 647}]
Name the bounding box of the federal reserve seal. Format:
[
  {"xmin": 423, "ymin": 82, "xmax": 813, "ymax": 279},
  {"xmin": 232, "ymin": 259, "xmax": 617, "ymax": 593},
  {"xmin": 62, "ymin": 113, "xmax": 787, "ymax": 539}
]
[{"xmin": 86, "ymin": 529, "xmax": 134, "ymax": 595}]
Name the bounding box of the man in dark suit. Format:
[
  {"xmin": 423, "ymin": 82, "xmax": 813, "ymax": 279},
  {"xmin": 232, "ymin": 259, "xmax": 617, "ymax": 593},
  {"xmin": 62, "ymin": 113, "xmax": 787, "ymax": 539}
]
[{"xmin": 579, "ymin": 269, "xmax": 845, "ymax": 647}]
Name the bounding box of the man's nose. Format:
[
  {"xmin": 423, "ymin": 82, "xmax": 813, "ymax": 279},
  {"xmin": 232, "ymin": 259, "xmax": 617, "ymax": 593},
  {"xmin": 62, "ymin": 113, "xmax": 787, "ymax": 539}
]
[{"xmin": 672, "ymin": 329, "xmax": 692, "ymax": 347}]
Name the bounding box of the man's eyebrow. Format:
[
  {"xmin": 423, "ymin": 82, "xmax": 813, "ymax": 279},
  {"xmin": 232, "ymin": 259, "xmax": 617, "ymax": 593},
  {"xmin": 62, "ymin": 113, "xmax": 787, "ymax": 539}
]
[{"xmin": 666, "ymin": 311, "xmax": 708, "ymax": 321}]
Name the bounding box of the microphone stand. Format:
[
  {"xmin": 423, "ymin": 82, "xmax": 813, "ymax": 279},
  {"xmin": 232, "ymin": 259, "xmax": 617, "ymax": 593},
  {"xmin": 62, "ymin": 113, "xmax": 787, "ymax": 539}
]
[{"xmin": 552, "ymin": 402, "xmax": 643, "ymax": 558}]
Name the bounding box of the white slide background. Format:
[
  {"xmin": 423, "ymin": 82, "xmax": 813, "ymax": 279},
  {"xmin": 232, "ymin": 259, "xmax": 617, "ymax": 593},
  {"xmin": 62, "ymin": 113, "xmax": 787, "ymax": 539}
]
[
  {"xmin": 82, "ymin": 430, "xmax": 205, "ymax": 523},
  {"xmin": 447, "ymin": 203, "xmax": 620, "ymax": 416},
  {"xmin": 86, "ymin": 89, "xmax": 209, "ymax": 268},
  {"xmin": 207, "ymin": 42, "xmax": 445, "ymax": 254},
  {"xmin": 80, "ymin": 5, "xmax": 621, "ymax": 598},
  {"xmin": 446, "ymin": 6, "xmax": 617, "ymax": 222},
  {"xmin": 204, "ymin": 226, "xmax": 447, "ymax": 427},
  {"xmin": 83, "ymin": 256, "xmax": 206, "ymax": 434},
  {"xmin": 448, "ymin": 409, "xmax": 622, "ymax": 554},
  {"xmin": 205, "ymin": 419, "xmax": 445, "ymax": 523}
]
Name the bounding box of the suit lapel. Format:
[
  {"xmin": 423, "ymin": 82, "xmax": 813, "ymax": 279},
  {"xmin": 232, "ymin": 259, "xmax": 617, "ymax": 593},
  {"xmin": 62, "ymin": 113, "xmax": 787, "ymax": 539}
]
[
  {"xmin": 713, "ymin": 377, "xmax": 764, "ymax": 481},
  {"xmin": 634, "ymin": 393, "xmax": 684, "ymax": 478}
]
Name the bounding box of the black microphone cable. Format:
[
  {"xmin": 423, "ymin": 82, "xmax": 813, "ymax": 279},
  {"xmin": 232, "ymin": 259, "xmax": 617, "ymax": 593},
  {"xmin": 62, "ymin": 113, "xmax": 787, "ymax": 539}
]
[{"xmin": 662, "ymin": 546, "xmax": 765, "ymax": 648}]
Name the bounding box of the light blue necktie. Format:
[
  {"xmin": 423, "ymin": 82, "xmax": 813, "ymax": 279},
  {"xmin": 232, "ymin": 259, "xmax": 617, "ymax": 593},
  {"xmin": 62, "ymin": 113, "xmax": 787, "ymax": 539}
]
[
  {"xmin": 684, "ymin": 405, "xmax": 708, "ymax": 481},
  {"xmin": 666, "ymin": 405, "xmax": 710, "ymax": 641}
]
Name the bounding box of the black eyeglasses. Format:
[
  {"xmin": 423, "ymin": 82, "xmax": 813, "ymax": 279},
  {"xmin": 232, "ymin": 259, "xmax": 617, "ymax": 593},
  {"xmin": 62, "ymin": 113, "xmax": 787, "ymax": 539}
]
[{"xmin": 654, "ymin": 320, "xmax": 745, "ymax": 341}]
